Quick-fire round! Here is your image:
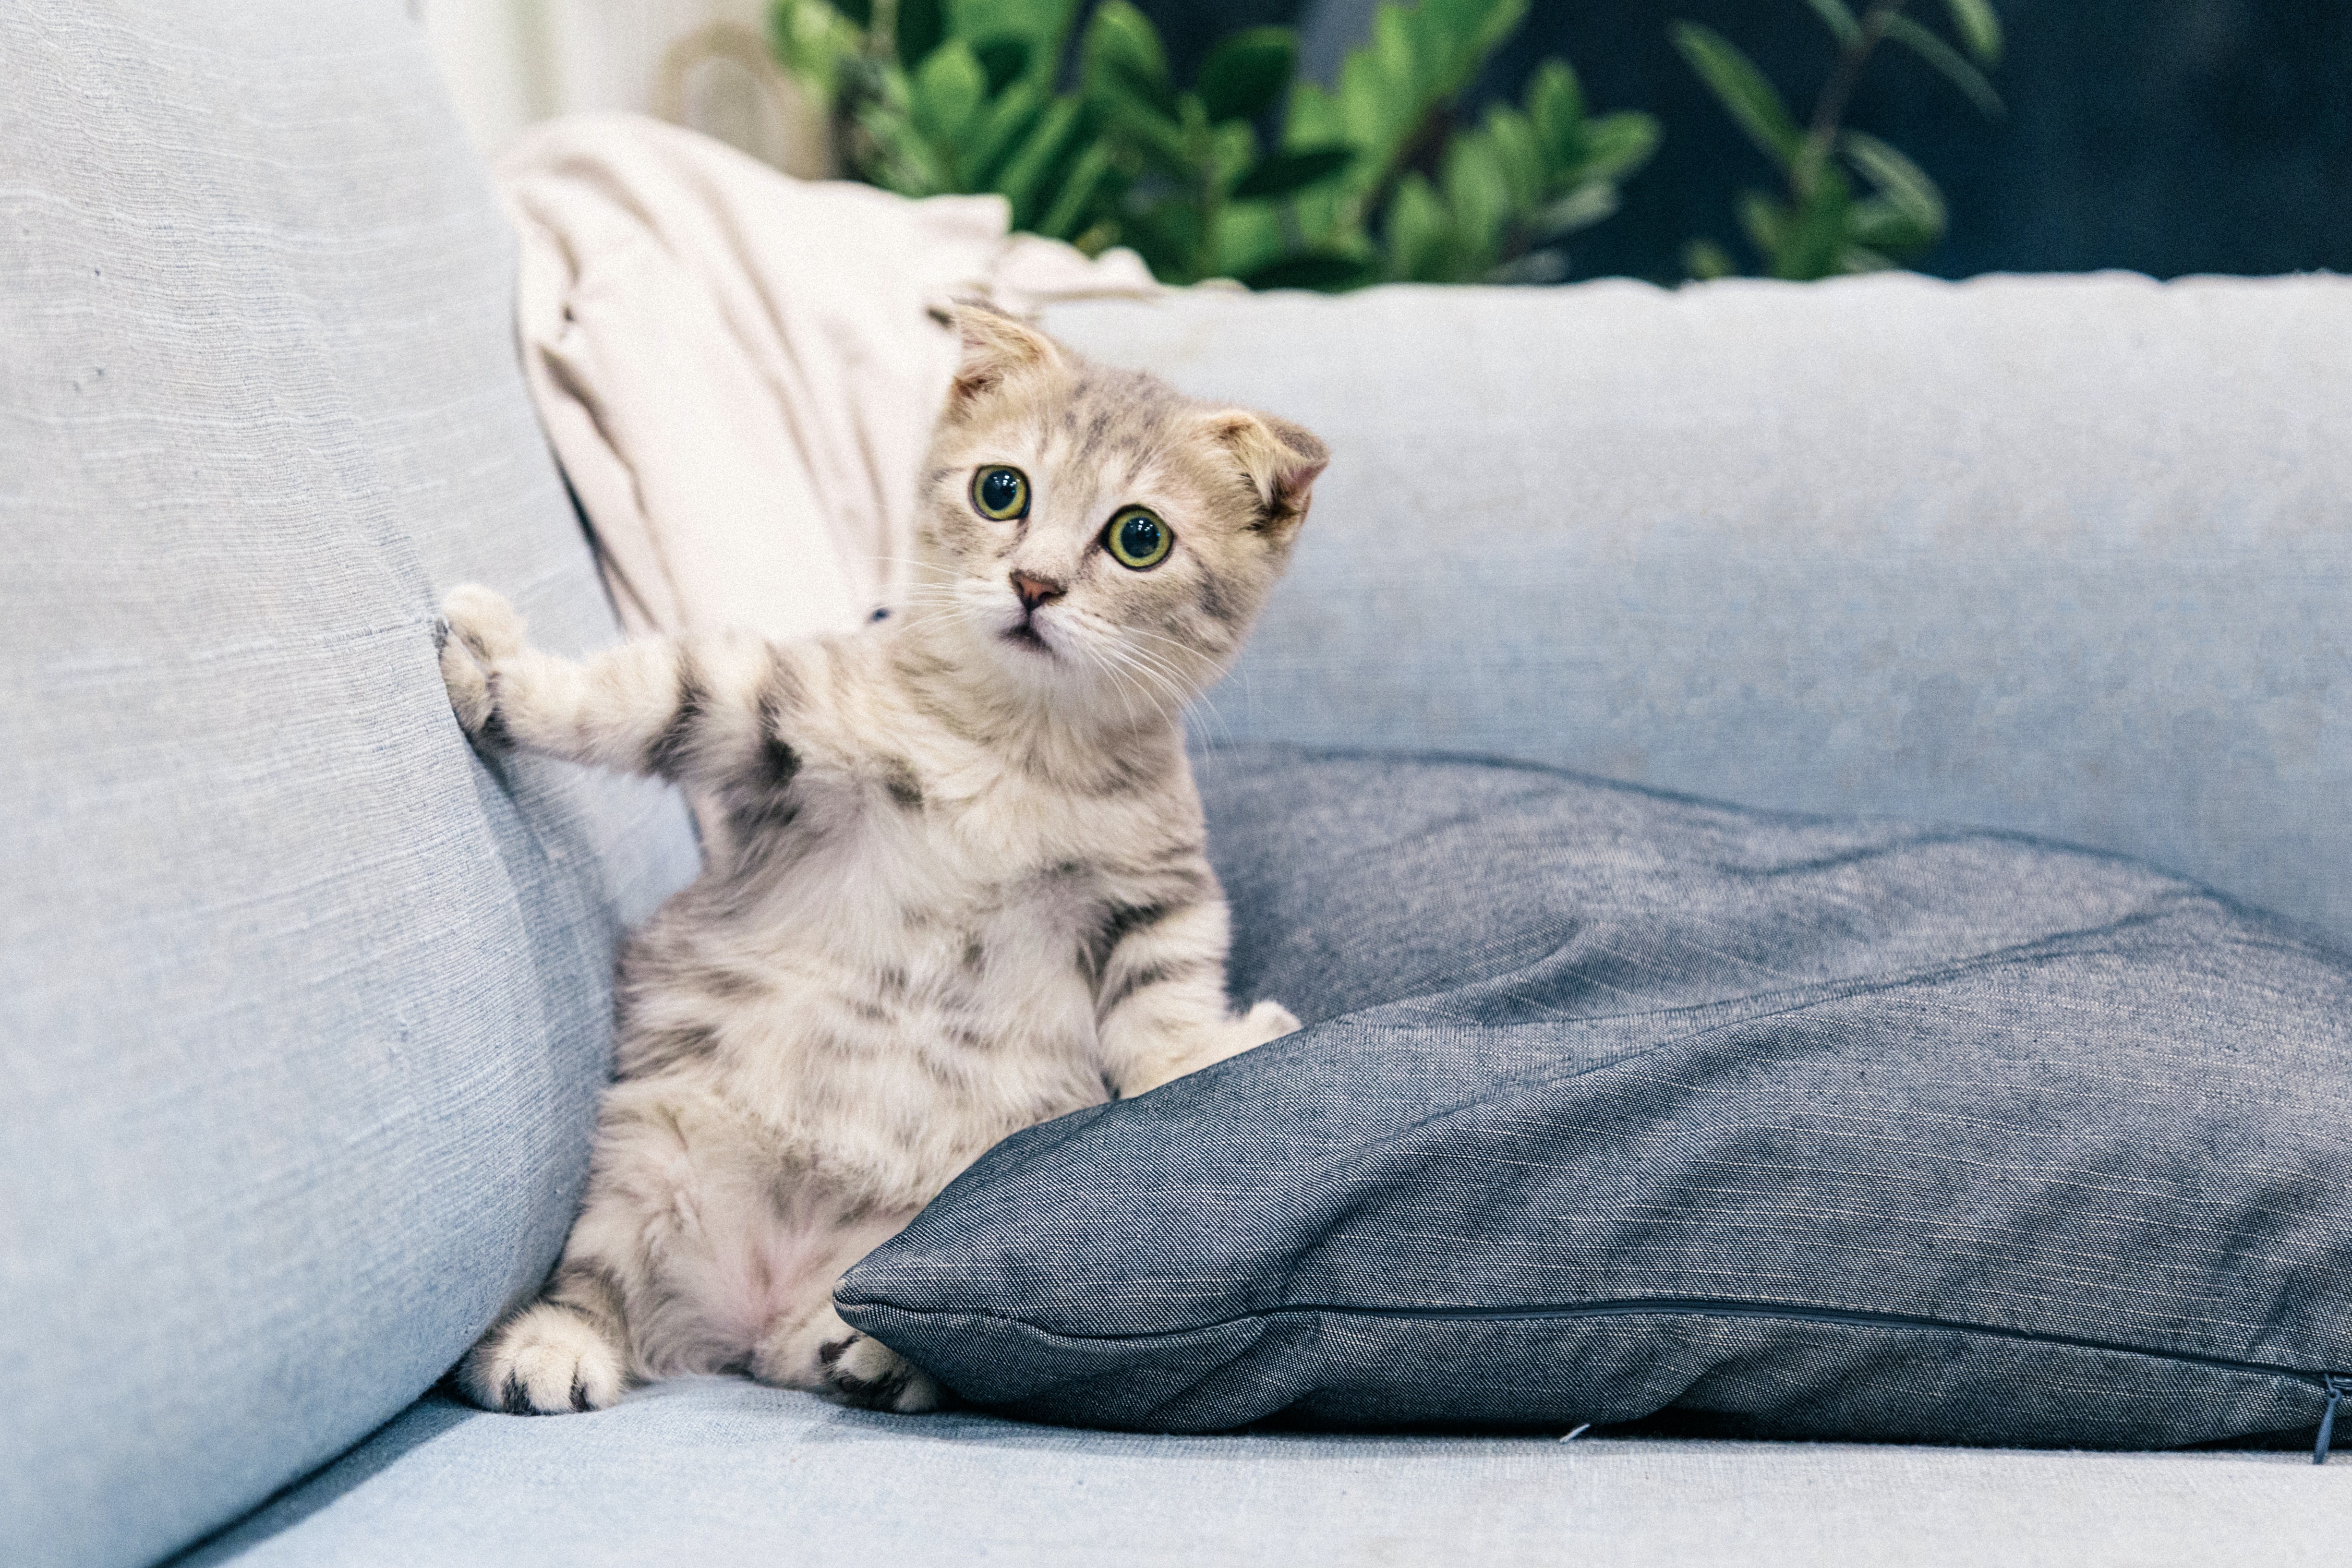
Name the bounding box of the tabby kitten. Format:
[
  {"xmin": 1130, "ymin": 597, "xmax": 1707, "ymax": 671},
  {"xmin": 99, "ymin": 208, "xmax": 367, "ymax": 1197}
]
[{"xmin": 441, "ymin": 306, "xmax": 1327, "ymax": 1414}]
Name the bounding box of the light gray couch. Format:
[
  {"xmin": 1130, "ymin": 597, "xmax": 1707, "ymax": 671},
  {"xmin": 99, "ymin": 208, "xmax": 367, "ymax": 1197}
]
[{"xmin": 5, "ymin": 3, "xmax": 2349, "ymax": 1565}]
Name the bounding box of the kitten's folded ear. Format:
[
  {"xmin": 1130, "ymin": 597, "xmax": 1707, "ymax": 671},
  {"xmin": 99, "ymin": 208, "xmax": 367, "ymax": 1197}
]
[
  {"xmin": 945, "ymin": 303, "xmax": 1064, "ymax": 413},
  {"xmin": 1206, "ymin": 410, "xmax": 1330, "ymax": 534}
]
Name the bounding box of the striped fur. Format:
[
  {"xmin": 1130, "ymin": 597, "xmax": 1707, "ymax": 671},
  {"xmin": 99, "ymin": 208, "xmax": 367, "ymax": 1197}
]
[{"xmin": 444, "ymin": 307, "xmax": 1327, "ymax": 1415}]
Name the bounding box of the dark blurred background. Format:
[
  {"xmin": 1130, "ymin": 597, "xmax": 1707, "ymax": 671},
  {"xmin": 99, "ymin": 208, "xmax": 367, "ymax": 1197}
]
[{"xmin": 1138, "ymin": 0, "xmax": 2352, "ymax": 281}]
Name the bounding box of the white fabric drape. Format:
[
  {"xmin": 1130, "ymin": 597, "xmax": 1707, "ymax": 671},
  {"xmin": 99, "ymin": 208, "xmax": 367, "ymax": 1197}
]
[{"xmin": 496, "ymin": 112, "xmax": 1159, "ymax": 643}]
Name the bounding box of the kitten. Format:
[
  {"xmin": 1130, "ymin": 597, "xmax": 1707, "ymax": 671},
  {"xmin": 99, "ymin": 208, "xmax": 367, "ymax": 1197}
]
[{"xmin": 439, "ymin": 305, "xmax": 1327, "ymax": 1414}]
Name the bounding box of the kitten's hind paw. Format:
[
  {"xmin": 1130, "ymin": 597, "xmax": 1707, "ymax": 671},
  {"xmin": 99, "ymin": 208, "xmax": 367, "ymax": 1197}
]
[
  {"xmin": 460, "ymin": 1302, "xmax": 626, "ymax": 1415},
  {"xmin": 1239, "ymin": 998, "xmax": 1302, "ymax": 1047},
  {"xmin": 817, "ymin": 1331, "xmax": 942, "ymax": 1414}
]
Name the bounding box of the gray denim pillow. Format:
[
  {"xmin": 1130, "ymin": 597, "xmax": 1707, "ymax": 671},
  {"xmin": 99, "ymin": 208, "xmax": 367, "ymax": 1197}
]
[{"xmin": 837, "ymin": 747, "xmax": 2352, "ymax": 1448}]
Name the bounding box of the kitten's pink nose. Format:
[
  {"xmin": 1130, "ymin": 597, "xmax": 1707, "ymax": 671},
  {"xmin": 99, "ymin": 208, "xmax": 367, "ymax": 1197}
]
[{"xmin": 1010, "ymin": 571, "xmax": 1065, "ymax": 612}]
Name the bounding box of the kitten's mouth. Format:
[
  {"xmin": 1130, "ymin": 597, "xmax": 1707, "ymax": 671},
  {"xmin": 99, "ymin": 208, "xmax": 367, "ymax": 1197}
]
[{"xmin": 1002, "ymin": 621, "xmax": 1051, "ymax": 654}]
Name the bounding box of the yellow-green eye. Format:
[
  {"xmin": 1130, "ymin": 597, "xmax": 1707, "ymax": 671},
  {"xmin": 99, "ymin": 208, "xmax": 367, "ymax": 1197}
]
[
  {"xmin": 971, "ymin": 465, "xmax": 1029, "ymax": 520},
  {"xmin": 1104, "ymin": 507, "xmax": 1171, "ymax": 570}
]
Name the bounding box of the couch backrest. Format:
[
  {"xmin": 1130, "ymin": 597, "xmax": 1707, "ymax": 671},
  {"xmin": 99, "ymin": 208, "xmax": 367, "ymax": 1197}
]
[
  {"xmin": 0, "ymin": 5, "xmax": 698, "ymax": 1566},
  {"xmin": 1047, "ymin": 277, "xmax": 2352, "ymax": 949}
]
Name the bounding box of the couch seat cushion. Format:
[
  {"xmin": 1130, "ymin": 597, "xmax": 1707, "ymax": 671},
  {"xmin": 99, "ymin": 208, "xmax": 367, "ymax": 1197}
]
[
  {"xmin": 837, "ymin": 746, "xmax": 2352, "ymax": 1445},
  {"xmin": 179, "ymin": 1382, "xmax": 2352, "ymax": 1568}
]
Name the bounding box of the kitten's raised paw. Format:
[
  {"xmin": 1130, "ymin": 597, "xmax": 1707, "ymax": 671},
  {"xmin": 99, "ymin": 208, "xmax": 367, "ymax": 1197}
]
[
  {"xmin": 440, "ymin": 583, "xmax": 527, "ymax": 659},
  {"xmin": 460, "ymin": 1303, "xmax": 626, "ymax": 1415},
  {"xmin": 436, "ymin": 584, "xmax": 525, "ymax": 744},
  {"xmin": 816, "ymin": 1330, "xmax": 942, "ymax": 1414}
]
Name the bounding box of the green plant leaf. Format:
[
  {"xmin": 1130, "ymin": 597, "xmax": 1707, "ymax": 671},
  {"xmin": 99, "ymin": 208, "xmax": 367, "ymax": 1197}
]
[
  {"xmin": 973, "ymin": 37, "xmax": 1029, "ymax": 94},
  {"xmin": 1230, "ymin": 144, "xmax": 1354, "ymax": 200},
  {"xmin": 1082, "ymin": 1, "xmax": 1174, "ymax": 113},
  {"xmin": 1213, "ymin": 200, "xmax": 1284, "ymax": 279},
  {"xmin": 834, "ymin": 0, "xmax": 873, "ymax": 28},
  {"xmin": 1885, "ymin": 15, "xmax": 2005, "ymax": 118},
  {"xmin": 1841, "ymin": 130, "xmax": 1945, "ymax": 237},
  {"xmin": 1572, "ymin": 111, "xmax": 1660, "ymax": 185},
  {"xmin": 952, "ymin": 0, "xmax": 1079, "ymax": 84},
  {"xmin": 1470, "ymin": 0, "xmax": 1533, "ymax": 61},
  {"xmin": 853, "ymin": 95, "xmax": 950, "ymax": 194},
  {"xmin": 1669, "ymin": 22, "xmax": 1800, "ymax": 170},
  {"xmin": 1737, "ymin": 190, "xmax": 1787, "ymax": 258},
  {"xmin": 1481, "ymin": 107, "xmax": 1544, "ymax": 210},
  {"xmin": 1037, "ymin": 139, "xmax": 1116, "ymax": 240},
  {"xmin": 1683, "ymin": 238, "xmax": 1738, "ymax": 280},
  {"xmin": 909, "ymin": 40, "xmax": 986, "ymax": 146},
  {"xmin": 1525, "ymin": 59, "xmax": 1587, "ymax": 167},
  {"xmin": 1797, "ymin": 0, "xmax": 1859, "ymax": 45},
  {"xmin": 1240, "ymin": 248, "xmax": 1379, "ymax": 292},
  {"xmin": 1279, "ymin": 80, "xmax": 1347, "ymax": 239},
  {"xmin": 957, "ymin": 79, "xmax": 1045, "ymax": 187},
  {"xmin": 1532, "ymin": 181, "xmax": 1617, "ymax": 238},
  {"xmin": 1097, "ymin": 61, "xmax": 1179, "ymax": 121},
  {"xmin": 1335, "ymin": 39, "xmax": 1404, "ymax": 158},
  {"xmin": 1773, "ymin": 162, "xmax": 1851, "ymax": 279},
  {"xmin": 995, "ymin": 95, "xmax": 1085, "ymax": 227},
  {"xmin": 1388, "ymin": 0, "xmax": 1531, "ymax": 125},
  {"xmin": 897, "ymin": 0, "xmax": 945, "ymax": 68},
  {"xmin": 1942, "ymin": 0, "xmax": 2003, "ymax": 65},
  {"xmin": 1197, "ymin": 27, "xmax": 1297, "ymax": 124},
  {"xmin": 1211, "ymin": 117, "xmax": 1258, "ymax": 186},
  {"xmin": 1426, "ymin": 0, "xmax": 1531, "ymax": 89},
  {"xmin": 1848, "ymin": 197, "xmax": 1933, "ymax": 257},
  {"xmin": 1441, "ymin": 135, "xmax": 1513, "ymax": 268},
  {"xmin": 1117, "ymin": 196, "xmax": 1196, "ymax": 281},
  {"xmin": 1286, "ymin": 78, "xmax": 1340, "ymax": 144},
  {"xmin": 1484, "ymin": 249, "xmax": 1569, "ymax": 285},
  {"xmin": 770, "ymin": 0, "xmax": 863, "ymax": 98},
  {"xmin": 1372, "ymin": 3, "xmax": 1419, "ymax": 100},
  {"xmin": 1386, "ymin": 171, "xmax": 1455, "ymax": 282},
  {"xmin": 1107, "ymin": 97, "xmax": 1194, "ymax": 179}
]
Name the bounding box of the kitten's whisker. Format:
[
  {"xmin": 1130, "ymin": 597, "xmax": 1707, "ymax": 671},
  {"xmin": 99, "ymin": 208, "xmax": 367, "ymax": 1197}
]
[
  {"xmin": 1083, "ymin": 643, "xmax": 1172, "ymax": 715},
  {"xmin": 1109, "ymin": 646, "xmax": 1198, "ymax": 715},
  {"xmin": 1108, "ymin": 632, "xmax": 1224, "ymax": 713},
  {"xmin": 1071, "ymin": 638, "xmax": 1156, "ymax": 729},
  {"xmin": 1185, "ymin": 688, "xmax": 1238, "ymax": 755},
  {"xmin": 1113, "ymin": 624, "xmax": 1212, "ymax": 657},
  {"xmin": 1089, "ymin": 640, "xmax": 1190, "ymax": 715},
  {"xmin": 873, "ymin": 554, "xmax": 958, "ymax": 576},
  {"xmin": 1057, "ymin": 611, "xmax": 1191, "ymax": 703},
  {"xmin": 1079, "ymin": 637, "xmax": 1191, "ymax": 726},
  {"xmin": 1107, "ymin": 633, "xmax": 1237, "ymax": 753}
]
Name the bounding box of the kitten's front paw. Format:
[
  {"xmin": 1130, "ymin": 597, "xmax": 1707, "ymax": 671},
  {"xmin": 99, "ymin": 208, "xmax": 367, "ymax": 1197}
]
[
  {"xmin": 436, "ymin": 584, "xmax": 526, "ymax": 745},
  {"xmin": 1239, "ymin": 999, "xmax": 1302, "ymax": 1048},
  {"xmin": 816, "ymin": 1330, "xmax": 942, "ymax": 1414},
  {"xmin": 459, "ymin": 1303, "xmax": 626, "ymax": 1415}
]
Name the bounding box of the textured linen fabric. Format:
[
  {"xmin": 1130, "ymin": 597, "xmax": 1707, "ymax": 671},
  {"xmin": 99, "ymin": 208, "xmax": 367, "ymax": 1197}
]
[
  {"xmin": 1041, "ymin": 276, "xmax": 2352, "ymax": 949},
  {"xmin": 839, "ymin": 748, "xmax": 2352, "ymax": 1444},
  {"xmin": 181, "ymin": 1382, "xmax": 2352, "ymax": 1568},
  {"xmin": 0, "ymin": 5, "xmax": 698, "ymax": 1568}
]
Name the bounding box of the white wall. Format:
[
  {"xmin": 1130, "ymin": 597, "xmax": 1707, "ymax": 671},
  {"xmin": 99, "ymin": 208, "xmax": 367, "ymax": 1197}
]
[{"xmin": 413, "ymin": 0, "xmax": 824, "ymax": 173}]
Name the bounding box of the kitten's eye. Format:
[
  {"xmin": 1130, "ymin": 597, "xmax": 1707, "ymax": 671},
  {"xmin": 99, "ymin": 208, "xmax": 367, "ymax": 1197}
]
[
  {"xmin": 971, "ymin": 465, "xmax": 1029, "ymax": 520},
  {"xmin": 1104, "ymin": 507, "xmax": 1171, "ymax": 570}
]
